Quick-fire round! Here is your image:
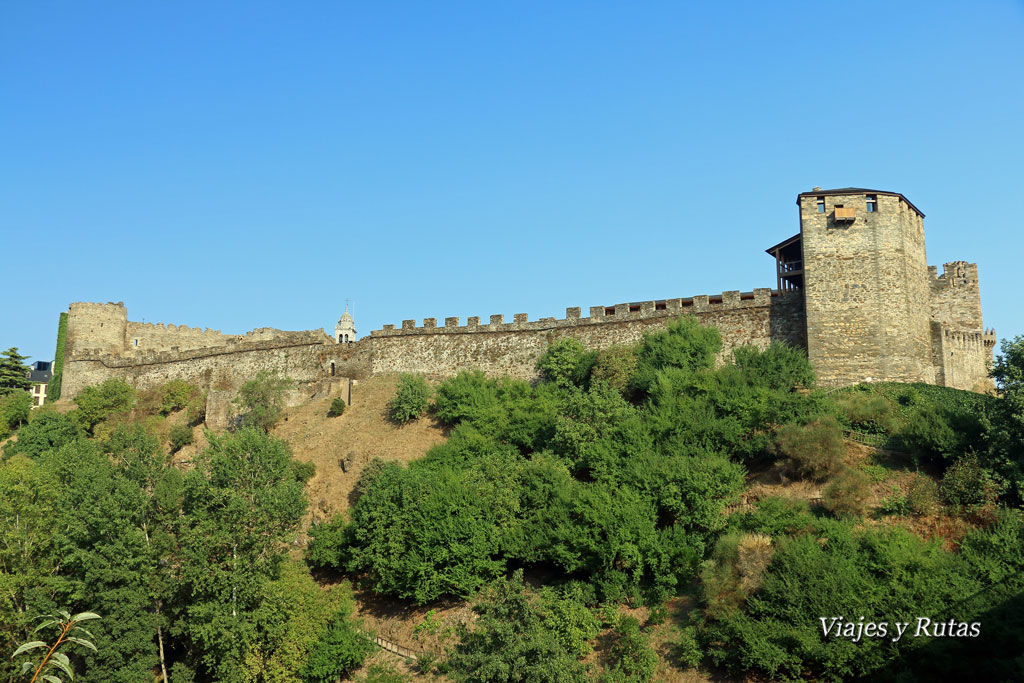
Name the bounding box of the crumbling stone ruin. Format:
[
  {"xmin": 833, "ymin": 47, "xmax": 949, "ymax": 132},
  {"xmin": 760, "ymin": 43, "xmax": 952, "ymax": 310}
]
[{"xmin": 59, "ymin": 188, "xmax": 995, "ymax": 424}]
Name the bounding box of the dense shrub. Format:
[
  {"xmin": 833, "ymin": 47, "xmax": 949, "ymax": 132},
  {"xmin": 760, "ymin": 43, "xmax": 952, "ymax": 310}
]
[
  {"xmin": 902, "ymin": 403, "xmax": 984, "ymax": 463},
  {"xmin": 73, "ymin": 379, "xmax": 136, "ymax": 434},
  {"xmin": 159, "ymin": 380, "xmax": 205, "ymax": 422},
  {"xmin": 449, "ymin": 571, "xmax": 589, "ymax": 683},
  {"xmin": 835, "ymin": 392, "xmax": 898, "ymax": 434},
  {"xmin": 300, "ymin": 610, "xmax": 375, "ymax": 683},
  {"xmin": 631, "ymin": 316, "xmax": 721, "ymax": 395},
  {"xmin": 327, "ymin": 397, "xmax": 346, "ymax": 417},
  {"xmin": 536, "ymin": 338, "xmax": 595, "ymax": 388},
  {"xmin": 168, "ymin": 423, "xmax": 194, "ymax": 453},
  {"xmin": 590, "ymin": 345, "xmax": 638, "ymax": 394},
  {"xmin": 234, "ymin": 372, "xmax": 292, "ymax": 431},
  {"xmin": 3, "ymin": 409, "xmax": 81, "ymax": 458},
  {"xmin": 732, "ymin": 342, "xmax": 815, "ymax": 392},
  {"xmin": 538, "ymin": 584, "xmax": 601, "ymax": 657},
  {"xmin": 822, "ymin": 468, "xmax": 872, "ymax": 518},
  {"xmin": 676, "ymin": 626, "xmax": 702, "ymax": 669},
  {"xmin": 731, "ymin": 496, "xmax": 821, "ymax": 539},
  {"xmin": 941, "ymin": 453, "xmax": 1001, "ymax": 515},
  {"xmin": 771, "ymin": 417, "xmax": 845, "ymax": 480},
  {"xmin": 906, "ymin": 473, "xmax": 940, "ymax": 515},
  {"xmin": 701, "ymin": 517, "xmax": 1024, "ymax": 682},
  {"xmin": 0, "ymin": 390, "xmax": 32, "ymax": 438},
  {"xmin": 388, "ymin": 374, "xmax": 432, "ymax": 424},
  {"xmin": 601, "ymin": 616, "xmax": 657, "ymax": 683}
]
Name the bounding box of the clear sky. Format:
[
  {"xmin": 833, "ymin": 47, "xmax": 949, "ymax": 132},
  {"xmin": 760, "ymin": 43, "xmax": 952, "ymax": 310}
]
[{"xmin": 3, "ymin": 1, "xmax": 1022, "ymax": 363}]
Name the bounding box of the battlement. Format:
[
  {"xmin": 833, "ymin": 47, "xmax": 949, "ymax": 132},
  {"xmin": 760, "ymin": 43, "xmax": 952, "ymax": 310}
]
[
  {"xmin": 70, "ymin": 331, "xmax": 334, "ymax": 368},
  {"xmin": 942, "ymin": 327, "xmax": 995, "ymax": 350},
  {"xmin": 929, "ymin": 261, "xmax": 979, "ymax": 288},
  {"xmin": 370, "ymin": 288, "xmax": 778, "ymax": 337}
]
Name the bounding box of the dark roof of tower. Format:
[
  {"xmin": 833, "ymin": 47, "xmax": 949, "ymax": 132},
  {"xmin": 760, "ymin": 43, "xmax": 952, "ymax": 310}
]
[{"xmin": 797, "ymin": 188, "xmax": 924, "ymax": 218}]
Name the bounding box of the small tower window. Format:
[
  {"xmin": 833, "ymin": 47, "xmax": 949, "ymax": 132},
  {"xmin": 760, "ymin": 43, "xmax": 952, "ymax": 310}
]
[
  {"xmin": 133, "ymin": 339, "xmax": 139, "ymax": 347},
  {"xmin": 816, "ymin": 196, "xmax": 825, "ymax": 213},
  {"xmin": 866, "ymin": 194, "xmax": 878, "ymax": 212}
]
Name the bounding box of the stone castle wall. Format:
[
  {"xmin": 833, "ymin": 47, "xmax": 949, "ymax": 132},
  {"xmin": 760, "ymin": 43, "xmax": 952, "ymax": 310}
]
[
  {"xmin": 62, "ymin": 303, "xmax": 366, "ymax": 407},
  {"xmin": 368, "ymin": 289, "xmax": 805, "ymax": 378},
  {"xmin": 928, "ymin": 261, "xmax": 995, "ymax": 390},
  {"xmin": 57, "ymin": 190, "xmax": 994, "ymax": 409}
]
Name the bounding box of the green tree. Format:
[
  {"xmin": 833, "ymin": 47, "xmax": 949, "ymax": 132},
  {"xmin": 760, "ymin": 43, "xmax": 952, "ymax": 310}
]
[
  {"xmin": 986, "ymin": 335, "xmax": 1024, "ymax": 503},
  {"xmin": 537, "ymin": 338, "xmax": 595, "ymax": 388},
  {"xmin": 388, "ymin": 373, "xmax": 432, "ymax": 424},
  {"xmin": 0, "ymin": 347, "xmax": 31, "ymax": 395},
  {"xmin": 0, "ymin": 390, "xmax": 32, "ymax": 438},
  {"xmin": 449, "ymin": 570, "xmax": 589, "ymax": 683},
  {"xmin": 299, "ymin": 610, "xmax": 375, "ymax": 683},
  {"xmin": 173, "ymin": 428, "xmax": 308, "ymax": 681},
  {"xmin": 72, "ymin": 379, "xmax": 135, "ymax": 435},
  {"xmin": 2, "ymin": 410, "xmax": 81, "ymax": 459},
  {"xmin": 234, "ymin": 372, "xmax": 292, "ymax": 432}
]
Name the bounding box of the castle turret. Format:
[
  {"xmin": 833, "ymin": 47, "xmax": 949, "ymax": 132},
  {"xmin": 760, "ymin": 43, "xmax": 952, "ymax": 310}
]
[
  {"xmin": 66, "ymin": 302, "xmax": 128, "ymax": 357},
  {"xmin": 335, "ymin": 307, "xmax": 356, "ymax": 344},
  {"xmin": 797, "ymin": 188, "xmax": 934, "ymax": 386}
]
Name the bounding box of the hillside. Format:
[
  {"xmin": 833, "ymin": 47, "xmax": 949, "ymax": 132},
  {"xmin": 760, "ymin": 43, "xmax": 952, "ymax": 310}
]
[{"xmin": 274, "ymin": 375, "xmax": 450, "ymax": 522}]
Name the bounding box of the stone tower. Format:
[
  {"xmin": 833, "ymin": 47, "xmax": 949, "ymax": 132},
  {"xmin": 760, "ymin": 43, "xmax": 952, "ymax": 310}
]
[
  {"xmin": 335, "ymin": 307, "xmax": 356, "ymax": 344},
  {"xmin": 798, "ymin": 188, "xmax": 934, "ymax": 386},
  {"xmin": 66, "ymin": 301, "xmax": 128, "ymax": 357}
]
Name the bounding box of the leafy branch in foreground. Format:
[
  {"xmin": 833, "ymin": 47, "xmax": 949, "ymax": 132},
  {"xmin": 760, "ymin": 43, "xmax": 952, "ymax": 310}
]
[{"xmin": 11, "ymin": 611, "xmax": 100, "ymax": 683}]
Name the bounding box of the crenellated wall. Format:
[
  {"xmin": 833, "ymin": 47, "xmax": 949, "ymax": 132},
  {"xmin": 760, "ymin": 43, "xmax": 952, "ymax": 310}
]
[
  {"xmin": 57, "ymin": 189, "xmax": 996, "ymax": 411},
  {"xmin": 367, "ymin": 289, "xmax": 806, "ymax": 378}
]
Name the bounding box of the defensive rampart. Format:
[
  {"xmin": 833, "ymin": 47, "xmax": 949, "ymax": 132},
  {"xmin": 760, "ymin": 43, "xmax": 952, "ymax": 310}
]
[{"xmin": 367, "ymin": 288, "xmax": 806, "ymax": 378}]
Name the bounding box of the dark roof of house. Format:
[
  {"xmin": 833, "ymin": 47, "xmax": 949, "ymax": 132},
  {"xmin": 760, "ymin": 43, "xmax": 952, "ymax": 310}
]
[
  {"xmin": 797, "ymin": 188, "xmax": 924, "ymax": 217},
  {"xmin": 29, "ymin": 369, "xmax": 52, "ymax": 383}
]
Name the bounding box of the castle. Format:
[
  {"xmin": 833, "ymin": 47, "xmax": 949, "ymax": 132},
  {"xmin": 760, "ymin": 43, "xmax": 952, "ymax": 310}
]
[{"xmin": 59, "ymin": 188, "xmax": 995, "ymax": 425}]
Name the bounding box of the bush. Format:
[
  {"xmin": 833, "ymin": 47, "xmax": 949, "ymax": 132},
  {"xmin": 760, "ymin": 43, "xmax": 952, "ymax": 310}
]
[
  {"xmin": 234, "ymin": 372, "xmax": 292, "ymax": 431},
  {"xmin": 906, "ymin": 474, "xmax": 940, "ymax": 515},
  {"xmin": 771, "ymin": 417, "xmax": 845, "ymax": 481},
  {"xmin": 538, "ymin": 585, "xmax": 601, "ymax": 657},
  {"xmin": 300, "ymin": 611, "xmax": 375, "ymax": 683},
  {"xmin": 602, "ymin": 616, "xmax": 657, "ymax": 683},
  {"xmin": 590, "ymin": 346, "xmax": 638, "ymax": 394},
  {"xmin": 0, "ymin": 390, "xmax": 32, "ymax": 438},
  {"xmin": 73, "ymin": 379, "xmax": 136, "ymax": 434},
  {"xmin": 537, "ymin": 338, "xmax": 595, "ymax": 388},
  {"xmin": 676, "ymin": 626, "xmax": 702, "ymax": 669},
  {"xmin": 941, "ymin": 453, "xmax": 1000, "ymax": 514},
  {"xmin": 902, "ymin": 403, "xmax": 983, "ymax": 463},
  {"xmin": 631, "ymin": 316, "xmax": 721, "ymax": 395},
  {"xmin": 327, "ymin": 397, "xmax": 346, "ymax": 417},
  {"xmin": 449, "ymin": 570, "xmax": 589, "ymax": 683},
  {"xmin": 822, "ymin": 468, "xmax": 872, "ymax": 518},
  {"xmin": 732, "ymin": 342, "xmax": 815, "ymax": 392},
  {"xmin": 836, "ymin": 393, "xmax": 897, "ymax": 434},
  {"xmin": 168, "ymin": 423, "xmax": 194, "ymax": 453},
  {"xmin": 3, "ymin": 409, "xmax": 81, "ymax": 458},
  {"xmin": 388, "ymin": 374, "xmax": 432, "ymax": 424},
  {"xmin": 701, "ymin": 532, "xmax": 774, "ymax": 620}
]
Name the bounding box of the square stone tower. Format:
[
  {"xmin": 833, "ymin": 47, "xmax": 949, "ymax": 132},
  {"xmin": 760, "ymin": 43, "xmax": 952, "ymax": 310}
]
[{"xmin": 798, "ymin": 188, "xmax": 934, "ymax": 386}]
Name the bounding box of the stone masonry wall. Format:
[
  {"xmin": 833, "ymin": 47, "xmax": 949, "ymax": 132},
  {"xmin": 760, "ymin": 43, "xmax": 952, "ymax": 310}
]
[
  {"xmin": 366, "ymin": 290, "xmax": 806, "ymax": 379},
  {"xmin": 801, "ymin": 192, "xmax": 935, "ymax": 386},
  {"xmin": 929, "ymin": 261, "xmax": 984, "ymax": 331}
]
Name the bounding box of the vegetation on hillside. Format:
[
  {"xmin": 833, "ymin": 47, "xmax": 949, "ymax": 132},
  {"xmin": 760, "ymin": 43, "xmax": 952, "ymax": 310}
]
[{"xmin": 2, "ymin": 326, "xmax": 1022, "ymax": 681}]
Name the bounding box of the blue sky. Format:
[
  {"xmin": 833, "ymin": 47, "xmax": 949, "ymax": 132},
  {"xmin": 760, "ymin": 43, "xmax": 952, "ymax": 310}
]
[{"xmin": 3, "ymin": 1, "xmax": 1022, "ymax": 363}]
